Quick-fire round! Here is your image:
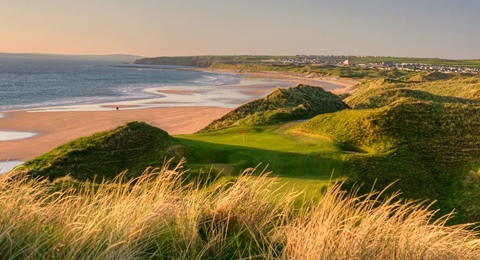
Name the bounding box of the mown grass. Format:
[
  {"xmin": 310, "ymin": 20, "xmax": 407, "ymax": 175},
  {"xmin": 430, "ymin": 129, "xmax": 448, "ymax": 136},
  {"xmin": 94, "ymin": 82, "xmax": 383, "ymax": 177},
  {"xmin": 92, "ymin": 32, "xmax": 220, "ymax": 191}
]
[
  {"xmin": 2, "ymin": 161, "xmax": 480, "ymax": 259},
  {"xmin": 176, "ymin": 126, "xmax": 345, "ymax": 197}
]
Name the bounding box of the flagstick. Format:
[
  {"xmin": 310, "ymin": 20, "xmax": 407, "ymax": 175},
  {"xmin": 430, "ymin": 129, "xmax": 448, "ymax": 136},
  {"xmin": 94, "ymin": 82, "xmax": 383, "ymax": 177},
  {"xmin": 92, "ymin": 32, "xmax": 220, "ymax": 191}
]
[{"xmin": 242, "ymin": 129, "xmax": 245, "ymax": 145}]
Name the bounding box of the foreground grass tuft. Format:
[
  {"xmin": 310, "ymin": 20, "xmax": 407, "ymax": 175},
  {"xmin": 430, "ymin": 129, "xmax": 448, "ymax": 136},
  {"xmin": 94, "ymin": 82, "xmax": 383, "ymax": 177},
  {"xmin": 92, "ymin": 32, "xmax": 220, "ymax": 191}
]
[{"xmin": 1, "ymin": 161, "xmax": 480, "ymax": 259}]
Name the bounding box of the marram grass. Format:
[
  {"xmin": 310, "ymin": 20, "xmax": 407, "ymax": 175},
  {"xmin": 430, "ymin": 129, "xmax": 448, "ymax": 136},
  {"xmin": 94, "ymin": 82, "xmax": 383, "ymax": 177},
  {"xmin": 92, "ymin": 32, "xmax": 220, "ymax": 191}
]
[{"xmin": 1, "ymin": 160, "xmax": 480, "ymax": 259}]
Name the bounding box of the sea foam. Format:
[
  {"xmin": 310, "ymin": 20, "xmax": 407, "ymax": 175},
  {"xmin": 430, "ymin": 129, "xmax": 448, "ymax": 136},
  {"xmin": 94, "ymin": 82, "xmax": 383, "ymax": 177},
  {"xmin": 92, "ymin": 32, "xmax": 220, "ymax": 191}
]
[
  {"xmin": 0, "ymin": 131, "xmax": 37, "ymax": 141},
  {"xmin": 0, "ymin": 161, "xmax": 23, "ymax": 174}
]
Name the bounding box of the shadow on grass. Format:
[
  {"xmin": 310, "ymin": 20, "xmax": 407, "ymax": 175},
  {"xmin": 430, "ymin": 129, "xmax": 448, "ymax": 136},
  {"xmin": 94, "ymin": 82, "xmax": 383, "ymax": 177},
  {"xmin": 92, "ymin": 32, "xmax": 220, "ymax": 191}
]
[{"xmin": 176, "ymin": 138, "xmax": 344, "ymax": 181}]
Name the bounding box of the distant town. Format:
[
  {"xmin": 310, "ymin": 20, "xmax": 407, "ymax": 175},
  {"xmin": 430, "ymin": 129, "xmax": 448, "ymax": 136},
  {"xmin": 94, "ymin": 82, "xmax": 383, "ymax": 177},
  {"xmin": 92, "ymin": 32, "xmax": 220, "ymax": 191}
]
[{"xmin": 268, "ymin": 55, "xmax": 480, "ymax": 74}]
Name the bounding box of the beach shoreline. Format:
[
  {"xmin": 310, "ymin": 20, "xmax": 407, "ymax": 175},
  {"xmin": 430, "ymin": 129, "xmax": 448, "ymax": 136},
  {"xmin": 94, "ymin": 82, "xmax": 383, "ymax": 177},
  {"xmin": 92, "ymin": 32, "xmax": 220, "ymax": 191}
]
[
  {"xmin": 0, "ymin": 106, "xmax": 232, "ymax": 162},
  {"xmin": 198, "ymin": 67, "xmax": 360, "ymax": 94},
  {"xmin": 0, "ymin": 70, "xmax": 358, "ymax": 163}
]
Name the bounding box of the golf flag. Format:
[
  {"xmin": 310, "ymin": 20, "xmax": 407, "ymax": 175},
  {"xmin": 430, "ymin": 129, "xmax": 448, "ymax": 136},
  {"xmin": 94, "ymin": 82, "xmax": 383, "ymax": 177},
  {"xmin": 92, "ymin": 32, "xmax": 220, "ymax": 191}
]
[{"xmin": 241, "ymin": 129, "xmax": 245, "ymax": 135}]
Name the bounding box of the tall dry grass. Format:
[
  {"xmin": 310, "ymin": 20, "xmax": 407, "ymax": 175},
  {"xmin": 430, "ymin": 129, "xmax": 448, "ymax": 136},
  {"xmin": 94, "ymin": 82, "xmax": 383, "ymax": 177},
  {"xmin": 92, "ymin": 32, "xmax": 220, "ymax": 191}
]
[
  {"xmin": 281, "ymin": 184, "xmax": 480, "ymax": 259},
  {"xmin": 1, "ymin": 159, "xmax": 480, "ymax": 259}
]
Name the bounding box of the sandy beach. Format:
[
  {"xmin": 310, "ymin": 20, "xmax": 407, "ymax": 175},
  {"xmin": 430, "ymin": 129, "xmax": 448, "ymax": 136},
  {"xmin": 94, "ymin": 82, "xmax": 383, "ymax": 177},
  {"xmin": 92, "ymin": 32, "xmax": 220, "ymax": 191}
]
[
  {"xmin": 246, "ymin": 72, "xmax": 358, "ymax": 94},
  {"xmin": 0, "ymin": 71, "xmax": 358, "ymax": 165},
  {"xmin": 0, "ymin": 106, "xmax": 231, "ymax": 162},
  {"xmin": 199, "ymin": 68, "xmax": 360, "ymax": 94}
]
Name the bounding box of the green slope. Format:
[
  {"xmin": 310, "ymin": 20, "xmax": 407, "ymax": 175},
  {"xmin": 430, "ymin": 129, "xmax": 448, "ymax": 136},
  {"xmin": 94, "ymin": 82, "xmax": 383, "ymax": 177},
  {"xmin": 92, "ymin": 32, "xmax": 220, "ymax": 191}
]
[
  {"xmin": 176, "ymin": 125, "xmax": 346, "ymax": 196},
  {"xmin": 345, "ymin": 75, "xmax": 480, "ymax": 109},
  {"xmin": 294, "ymin": 76, "xmax": 480, "ymax": 222},
  {"xmin": 15, "ymin": 122, "xmax": 178, "ymax": 181},
  {"xmin": 201, "ymin": 84, "xmax": 349, "ymax": 132}
]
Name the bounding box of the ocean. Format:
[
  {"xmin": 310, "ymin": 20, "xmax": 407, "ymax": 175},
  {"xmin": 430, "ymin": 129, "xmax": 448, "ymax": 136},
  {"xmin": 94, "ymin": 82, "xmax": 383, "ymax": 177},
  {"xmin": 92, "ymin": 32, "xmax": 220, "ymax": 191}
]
[
  {"xmin": 0, "ymin": 55, "xmax": 254, "ymax": 112},
  {"xmin": 0, "ymin": 55, "xmax": 274, "ymax": 173}
]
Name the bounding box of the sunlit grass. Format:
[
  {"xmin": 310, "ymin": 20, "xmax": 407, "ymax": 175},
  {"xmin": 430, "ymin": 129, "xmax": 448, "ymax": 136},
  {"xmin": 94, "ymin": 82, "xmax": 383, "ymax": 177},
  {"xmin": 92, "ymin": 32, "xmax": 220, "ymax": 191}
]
[
  {"xmin": 1, "ymin": 160, "xmax": 480, "ymax": 259},
  {"xmin": 176, "ymin": 127, "xmax": 345, "ymax": 197}
]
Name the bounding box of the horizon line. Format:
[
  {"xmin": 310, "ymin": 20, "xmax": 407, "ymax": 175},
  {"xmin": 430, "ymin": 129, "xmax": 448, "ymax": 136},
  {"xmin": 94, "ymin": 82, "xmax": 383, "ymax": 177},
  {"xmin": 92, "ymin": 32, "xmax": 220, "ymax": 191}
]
[{"xmin": 1, "ymin": 52, "xmax": 479, "ymax": 61}]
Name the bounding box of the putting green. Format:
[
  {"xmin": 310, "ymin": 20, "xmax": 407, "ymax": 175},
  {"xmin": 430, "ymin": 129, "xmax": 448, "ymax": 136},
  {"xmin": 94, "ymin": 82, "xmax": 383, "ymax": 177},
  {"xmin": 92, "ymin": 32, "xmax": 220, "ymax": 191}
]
[{"xmin": 175, "ymin": 126, "xmax": 347, "ymax": 195}]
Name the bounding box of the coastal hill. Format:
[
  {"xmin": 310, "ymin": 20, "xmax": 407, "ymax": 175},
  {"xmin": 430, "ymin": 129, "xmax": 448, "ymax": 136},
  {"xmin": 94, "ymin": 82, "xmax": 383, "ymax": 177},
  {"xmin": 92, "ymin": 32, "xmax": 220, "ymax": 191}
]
[
  {"xmin": 134, "ymin": 55, "xmax": 282, "ymax": 68},
  {"xmin": 135, "ymin": 56, "xmax": 216, "ymax": 67},
  {"xmin": 15, "ymin": 122, "xmax": 178, "ymax": 181},
  {"xmin": 294, "ymin": 75, "xmax": 480, "ymax": 222},
  {"xmin": 201, "ymin": 84, "xmax": 349, "ymax": 132}
]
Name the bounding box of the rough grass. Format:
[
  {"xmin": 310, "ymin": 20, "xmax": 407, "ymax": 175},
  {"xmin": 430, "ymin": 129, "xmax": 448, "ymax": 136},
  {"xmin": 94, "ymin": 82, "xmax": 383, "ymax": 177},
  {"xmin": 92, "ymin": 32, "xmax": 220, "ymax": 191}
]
[
  {"xmin": 346, "ymin": 76, "xmax": 480, "ymax": 108},
  {"xmin": 14, "ymin": 121, "xmax": 178, "ymax": 181},
  {"xmin": 201, "ymin": 84, "xmax": 349, "ymax": 132},
  {"xmin": 1, "ymin": 161, "xmax": 480, "ymax": 259},
  {"xmin": 291, "ymin": 108, "xmax": 390, "ymax": 153},
  {"xmin": 294, "ymin": 75, "xmax": 480, "ymax": 223}
]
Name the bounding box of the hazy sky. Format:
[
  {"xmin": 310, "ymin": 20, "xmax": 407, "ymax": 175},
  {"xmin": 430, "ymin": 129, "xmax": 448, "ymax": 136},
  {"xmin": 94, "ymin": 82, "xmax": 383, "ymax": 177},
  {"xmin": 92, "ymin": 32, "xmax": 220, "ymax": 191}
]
[{"xmin": 1, "ymin": 0, "xmax": 479, "ymax": 59}]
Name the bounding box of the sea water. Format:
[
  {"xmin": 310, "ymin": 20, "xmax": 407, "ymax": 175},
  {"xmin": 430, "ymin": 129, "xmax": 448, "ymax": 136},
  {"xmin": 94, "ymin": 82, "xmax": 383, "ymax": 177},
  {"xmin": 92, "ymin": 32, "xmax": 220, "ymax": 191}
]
[
  {"xmin": 0, "ymin": 161, "xmax": 23, "ymax": 174},
  {"xmin": 0, "ymin": 55, "xmax": 246, "ymax": 111}
]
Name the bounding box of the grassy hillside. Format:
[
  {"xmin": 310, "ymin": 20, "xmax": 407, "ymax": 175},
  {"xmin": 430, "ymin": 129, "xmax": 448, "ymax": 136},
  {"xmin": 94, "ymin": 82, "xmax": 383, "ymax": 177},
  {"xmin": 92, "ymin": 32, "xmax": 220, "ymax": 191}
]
[
  {"xmin": 345, "ymin": 75, "xmax": 480, "ymax": 108},
  {"xmin": 15, "ymin": 122, "xmax": 178, "ymax": 181},
  {"xmin": 201, "ymin": 84, "xmax": 349, "ymax": 132},
  {"xmin": 293, "ymin": 75, "xmax": 480, "ymax": 222}
]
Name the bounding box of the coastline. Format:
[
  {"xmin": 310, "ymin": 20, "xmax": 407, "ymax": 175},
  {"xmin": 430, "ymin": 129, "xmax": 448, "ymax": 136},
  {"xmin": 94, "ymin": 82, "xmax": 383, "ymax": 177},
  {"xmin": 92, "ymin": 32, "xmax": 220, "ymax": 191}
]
[
  {"xmin": 198, "ymin": 67, "xmax": 360, "ymax": 94},
  {"xmin": 0, "ymin": 71, "xmax": 358, "ymax": 164}
]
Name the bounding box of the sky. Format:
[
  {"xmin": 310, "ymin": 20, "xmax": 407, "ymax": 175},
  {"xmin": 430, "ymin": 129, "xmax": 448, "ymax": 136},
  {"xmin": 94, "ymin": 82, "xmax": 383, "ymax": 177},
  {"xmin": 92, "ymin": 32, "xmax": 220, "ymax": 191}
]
[{"xmin": 1, "ymin": 0, "xmax": 479, "ymax": 59}]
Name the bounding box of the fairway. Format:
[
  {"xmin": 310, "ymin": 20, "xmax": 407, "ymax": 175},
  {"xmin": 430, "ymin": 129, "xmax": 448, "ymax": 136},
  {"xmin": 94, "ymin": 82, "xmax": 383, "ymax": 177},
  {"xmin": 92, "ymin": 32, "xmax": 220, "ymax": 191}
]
[{"xmin": 175, "ymin": 126, "xmax": 347, "ymax": 194}]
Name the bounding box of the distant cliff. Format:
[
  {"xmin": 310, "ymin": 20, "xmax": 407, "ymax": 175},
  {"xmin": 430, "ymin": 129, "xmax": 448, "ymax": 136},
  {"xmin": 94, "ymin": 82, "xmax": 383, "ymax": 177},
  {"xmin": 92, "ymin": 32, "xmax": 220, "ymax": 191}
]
[
  {"xmin": 134, "ymin": 56, "xmax": 216, "ymax": 67},
  {"xmin": 134, "ymin": 55, "xmax": 281, "ymax": 68}
]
